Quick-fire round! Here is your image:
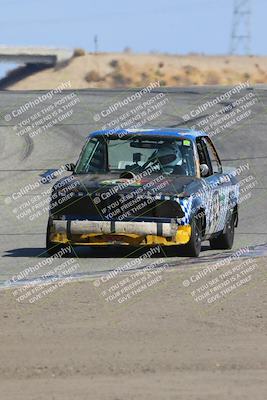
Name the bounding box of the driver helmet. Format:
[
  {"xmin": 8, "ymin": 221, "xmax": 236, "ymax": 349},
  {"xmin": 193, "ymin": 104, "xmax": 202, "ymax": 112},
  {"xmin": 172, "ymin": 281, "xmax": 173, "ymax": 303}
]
[{"xmin": 154, "ymin": 143, "xmax": 183, "ymax": 172}]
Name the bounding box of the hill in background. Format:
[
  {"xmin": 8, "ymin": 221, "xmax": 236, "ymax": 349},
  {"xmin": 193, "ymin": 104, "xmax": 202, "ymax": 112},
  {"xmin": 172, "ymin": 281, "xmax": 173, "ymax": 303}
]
[{"xmin": 4, "ymin": 51, "xmax": 267, "ymax": 90}]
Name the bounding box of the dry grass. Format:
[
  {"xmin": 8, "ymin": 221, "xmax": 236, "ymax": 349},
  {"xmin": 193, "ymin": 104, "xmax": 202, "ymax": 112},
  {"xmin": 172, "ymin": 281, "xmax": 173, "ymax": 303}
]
[
  {"xmin": 73, "ymin": 48, "xmax": 86, "ymax": 57},
  {"xmin": 6, "ymin": 53, "xmax": 267, "ymax": 90}
]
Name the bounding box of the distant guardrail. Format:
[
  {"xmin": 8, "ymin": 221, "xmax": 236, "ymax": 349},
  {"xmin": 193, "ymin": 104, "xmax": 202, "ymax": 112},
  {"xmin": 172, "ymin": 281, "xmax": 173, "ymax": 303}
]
[{"xmin": 0, "ymin": 46, "xmax": 73, "ymax": 65}]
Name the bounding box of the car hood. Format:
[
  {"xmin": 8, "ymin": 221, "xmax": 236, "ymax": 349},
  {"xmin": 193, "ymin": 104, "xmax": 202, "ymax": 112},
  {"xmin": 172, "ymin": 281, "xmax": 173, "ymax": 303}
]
[{"xmin": 53, "ymin": 173, "xmax": 203, "ymax": 197}]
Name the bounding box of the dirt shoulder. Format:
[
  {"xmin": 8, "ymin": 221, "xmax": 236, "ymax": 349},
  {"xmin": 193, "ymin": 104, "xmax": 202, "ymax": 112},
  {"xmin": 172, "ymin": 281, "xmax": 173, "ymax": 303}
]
[{"xmin": 0, "ymin": 256, "xmax": 266, "ymax": 400}]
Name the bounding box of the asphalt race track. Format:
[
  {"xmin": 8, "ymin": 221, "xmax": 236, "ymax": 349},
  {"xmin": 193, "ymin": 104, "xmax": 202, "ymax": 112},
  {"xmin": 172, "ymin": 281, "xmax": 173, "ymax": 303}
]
[{"xmin": 0, "ymin": 85, "xmax": 267, "ymax": 285}]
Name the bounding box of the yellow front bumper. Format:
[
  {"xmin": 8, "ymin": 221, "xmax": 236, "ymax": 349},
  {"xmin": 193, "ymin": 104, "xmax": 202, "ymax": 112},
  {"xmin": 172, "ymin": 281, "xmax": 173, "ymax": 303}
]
[{"xmin": 49, "ymin": 225, "xmax": 191, "ymax": 247}]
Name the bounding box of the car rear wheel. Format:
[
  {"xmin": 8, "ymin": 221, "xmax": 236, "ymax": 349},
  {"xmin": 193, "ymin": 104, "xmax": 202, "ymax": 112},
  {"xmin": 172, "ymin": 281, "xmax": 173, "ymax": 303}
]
[
  {"xmin": 209, "ymin": 209, "xmax": 235, "ymax": 250},
  {"xmin": 181, "ymin": 215, "xmax": 202, "ymax": 257}
]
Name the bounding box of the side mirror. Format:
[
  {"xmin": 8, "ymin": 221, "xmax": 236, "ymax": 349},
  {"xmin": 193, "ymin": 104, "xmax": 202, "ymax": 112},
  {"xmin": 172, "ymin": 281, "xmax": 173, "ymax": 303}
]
[
  {"xmin": 65, "ymin": 163, "xmax": 75, "ymax": 172},
  {"xmin": 200, "ymin": 164, "xmax": 209, "ymax": 177}
]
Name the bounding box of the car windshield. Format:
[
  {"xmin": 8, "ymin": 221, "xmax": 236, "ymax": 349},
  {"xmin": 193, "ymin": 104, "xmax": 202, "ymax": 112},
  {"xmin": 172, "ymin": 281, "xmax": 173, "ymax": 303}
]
[{"xmin": 75, "ymin": 135, "xmax": 196, "ymax": 176}]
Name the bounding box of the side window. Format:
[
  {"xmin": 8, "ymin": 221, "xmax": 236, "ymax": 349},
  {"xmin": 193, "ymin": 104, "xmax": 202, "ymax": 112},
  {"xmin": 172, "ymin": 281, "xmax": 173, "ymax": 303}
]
[
  {"xmin": 196, "ymin": 138, "xmax": 212, "ymax": 175},
  {"xmin": 204, "ymin": 138, "xmax": 222, "ymax": 174},
  {"xmin": 83, "ymin": 138, "xmax": 106, "ymax": 172}
]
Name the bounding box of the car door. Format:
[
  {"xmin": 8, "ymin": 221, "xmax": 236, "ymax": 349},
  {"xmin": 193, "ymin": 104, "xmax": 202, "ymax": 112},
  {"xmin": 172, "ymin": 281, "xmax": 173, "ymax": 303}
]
[{"xmin": 196, "ymin": 136, "xmax": 231, "ymax": 236}]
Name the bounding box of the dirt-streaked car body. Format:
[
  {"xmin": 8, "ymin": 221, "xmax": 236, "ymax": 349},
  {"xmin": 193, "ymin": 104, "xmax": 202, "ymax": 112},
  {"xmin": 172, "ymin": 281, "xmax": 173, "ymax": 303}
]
[{"xmin": 46, "ymin": 129, "xmax": 239, "ymax": 257}]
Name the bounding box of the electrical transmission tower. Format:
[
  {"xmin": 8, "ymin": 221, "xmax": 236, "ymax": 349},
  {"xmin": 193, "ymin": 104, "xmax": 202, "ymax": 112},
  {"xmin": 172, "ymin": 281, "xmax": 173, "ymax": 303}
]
[{"xmin": 230, "ymin": 0, "xmax": 251, "ymax": 55}]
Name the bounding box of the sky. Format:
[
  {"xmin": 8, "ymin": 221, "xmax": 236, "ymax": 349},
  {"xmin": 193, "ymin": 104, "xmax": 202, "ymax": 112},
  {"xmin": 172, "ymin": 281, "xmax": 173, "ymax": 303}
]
[{"xmin": 0, "ymin": 0, "xmax": 266, "ymax": 77}]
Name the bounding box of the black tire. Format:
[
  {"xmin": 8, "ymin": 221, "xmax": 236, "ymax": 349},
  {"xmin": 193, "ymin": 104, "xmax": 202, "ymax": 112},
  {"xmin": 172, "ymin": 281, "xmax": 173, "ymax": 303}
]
[
  {"xmin": 46, "ymin": 219, "xmax": 70, "ymax": 256},
  {"xmin": 181, "ymin": 215, "xmax": 202, "ymax": 257},
  {"xmin": 209, "ymin": 209, "xmax": 235, "ymax": 250}
]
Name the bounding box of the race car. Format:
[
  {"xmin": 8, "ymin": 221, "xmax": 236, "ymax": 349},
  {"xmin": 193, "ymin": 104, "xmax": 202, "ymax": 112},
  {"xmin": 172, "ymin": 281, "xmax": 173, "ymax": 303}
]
[{"xmin": 46, "ymin": 128, "xmax": 239, "ymax": 257}]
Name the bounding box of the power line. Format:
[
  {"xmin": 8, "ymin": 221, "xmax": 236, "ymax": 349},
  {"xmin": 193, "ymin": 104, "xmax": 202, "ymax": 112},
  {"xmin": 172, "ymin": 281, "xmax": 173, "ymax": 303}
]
[{"xmin": 230, "ymin": 0, "xmax": 252, "ymax": 55}]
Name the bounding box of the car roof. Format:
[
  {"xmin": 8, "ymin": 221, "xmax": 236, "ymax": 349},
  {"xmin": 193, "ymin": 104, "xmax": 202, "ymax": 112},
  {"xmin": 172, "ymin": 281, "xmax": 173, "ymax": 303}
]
[{"xmin": 87, "ymin": 128, "xmax": 208, "ymax": 141}]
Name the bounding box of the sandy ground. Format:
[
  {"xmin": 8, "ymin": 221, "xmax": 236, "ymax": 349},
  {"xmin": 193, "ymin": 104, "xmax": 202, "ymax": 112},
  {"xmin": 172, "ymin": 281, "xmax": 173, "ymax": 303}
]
[
  {"xmin": 0, "ymin": 256, "xmax": 266, "ymax": 400},
  {"xmin": 6, "ymin": 53, "xmax": 267, "ymax": 90}
]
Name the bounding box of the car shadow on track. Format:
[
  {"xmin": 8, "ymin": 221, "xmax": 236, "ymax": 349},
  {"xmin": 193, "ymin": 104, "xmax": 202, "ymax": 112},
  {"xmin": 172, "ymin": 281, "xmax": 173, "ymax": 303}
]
[
  {"xmin": 3, "ymin": 248, "xmax": 46, "ymax": 258},
  {"xmin": 3, "ymin": 244, "xmax": 215, "ymax": 259}
]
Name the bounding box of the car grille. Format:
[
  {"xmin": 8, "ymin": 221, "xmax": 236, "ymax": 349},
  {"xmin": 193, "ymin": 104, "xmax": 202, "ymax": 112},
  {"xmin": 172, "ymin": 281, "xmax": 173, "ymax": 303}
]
[{"xmin": 51, "ymin": 192, "xmax": 185, "ymax": 221}]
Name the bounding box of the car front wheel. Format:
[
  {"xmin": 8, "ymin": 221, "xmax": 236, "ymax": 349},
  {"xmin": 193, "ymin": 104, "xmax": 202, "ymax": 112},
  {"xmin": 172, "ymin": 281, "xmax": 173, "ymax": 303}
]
[
  {"xmin": 181, "ymin": 215, "xmax": 202, "ymax": 257},
  {"xmin": 209, "ymin": 209, "xmax": 235, "ymax": 250}
]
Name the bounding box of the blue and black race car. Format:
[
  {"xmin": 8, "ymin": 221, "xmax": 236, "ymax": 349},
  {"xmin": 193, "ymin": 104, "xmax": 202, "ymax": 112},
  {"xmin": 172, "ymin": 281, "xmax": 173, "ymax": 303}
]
[{"xmin": 46, "ymin": 129, "xmax": 239, "ymax": 257}]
